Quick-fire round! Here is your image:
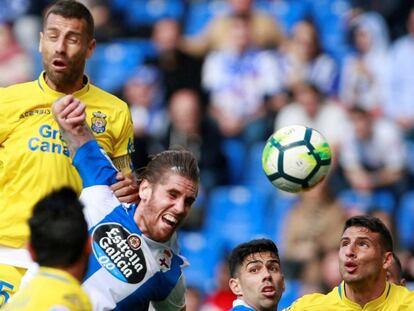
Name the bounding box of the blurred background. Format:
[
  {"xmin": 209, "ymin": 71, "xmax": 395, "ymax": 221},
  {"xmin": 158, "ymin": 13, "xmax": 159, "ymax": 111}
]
[{"xmin": 2, "ymin": 0, "xmax": 414, "ymax": 309}]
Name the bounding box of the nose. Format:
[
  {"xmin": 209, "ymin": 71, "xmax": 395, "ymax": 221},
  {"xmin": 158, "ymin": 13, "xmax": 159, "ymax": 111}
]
[
  {"xmin": 173, "ymin": 197, "xmax": 187, "ymax": 215},
  {"xmin": 345, "ymin": 242, "xmax": 356, "ymax": 258},
  {"xmin": 55, "ymin": 37, "xmax": 66, "ymax": 54},
  {"xmin": 262, "ymin": 268, "xmax": 272, "ymax": 281}
]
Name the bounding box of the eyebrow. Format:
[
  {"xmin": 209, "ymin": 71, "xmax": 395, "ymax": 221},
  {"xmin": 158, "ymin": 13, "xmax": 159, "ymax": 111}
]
[
  {"xmin": 341, "ymin": 236, "xmax": 373, "ymax": 243},
  {"xmin": 245, "ymin": 258, "xmax": 280, "ymax": 267}
]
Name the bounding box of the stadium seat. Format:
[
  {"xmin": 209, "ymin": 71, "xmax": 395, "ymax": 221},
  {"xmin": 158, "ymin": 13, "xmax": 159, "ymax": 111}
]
[
  {"xmin": 123, "ymin": 0, "xmax": 185, "ymax": 29},
  {"xmin": 203, "ymin": 186, "xmax": 271, "ymax": 252},
  {"xmin": 184, "ymin": 0, "xmax": 228, "ymax": 37},
  {"xmin": 279, "ymin": 279, "xmax": 302, "ymax": 309},
  {"xmin": 178, "ymin": 231, "xmax": 221, "ymax": 293},
  {"xmin": 338, "ymin": 189, "xmax": 395, "ymax": 215},
  {"xmin": 395, "ymin": 191, "xmax": 414, "ymax": 249},
  {"xmin": 242, "ymin": 142, "xmax": 274, "ymax": 193},
  {"xmin": 265, "ymin": 191, "xmax": 299, "ymax": 253},
  {"xmin": 221, "ymin": 138, "xmax": 247, "ymax": 185},
  {"xmin": 87, "ymin": 42, "xmax": 145, "ymax": 93}
]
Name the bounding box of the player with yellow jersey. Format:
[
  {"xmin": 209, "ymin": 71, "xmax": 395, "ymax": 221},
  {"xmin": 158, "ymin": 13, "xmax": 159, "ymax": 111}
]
[
  {"xmin": 284, "ymin": 215, "xmax": 414, "ymax": 311},
  {"xmin": 0, "ymin": 0, "xmax": 135, "ymax": 304},
  {"xmin": 3, "ymin": 187, "xmax": 92, "ymax": 311}
]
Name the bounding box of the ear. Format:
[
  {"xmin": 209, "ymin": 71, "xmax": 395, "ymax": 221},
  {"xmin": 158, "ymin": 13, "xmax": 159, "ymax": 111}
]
[
  {"xmin": 39, "ymin": 32, "xmax": 43, "ymax": 53},
  {"xmin": 139, "ymin": 179, "xmax": 151, "ymax": 202},
  {"xmin": 86, "ymin": 39, "xmax": 96, "ymax": 59},
  {"xmin": 229, "ymin": 277, "xmax": 243, "ymax": 296},
  {"xmin": 383, "ymin": 251, "xmax": 393, "ymax": 270},
  {"xmin": 84, "ymin": 236, "xmax": 92, "ymax": 256},
  {"xmin": 27, "ymin": 243, "xmax": 37, "ymax": 262},
  {"xmin": 281, "ymin": 274, "xmax": 286, "ymax": 293}
]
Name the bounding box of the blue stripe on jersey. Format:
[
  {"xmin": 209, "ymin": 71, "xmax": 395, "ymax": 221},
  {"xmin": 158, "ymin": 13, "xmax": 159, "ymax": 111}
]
[
  {"xmin": 114, "ymin": 254, "xmax": 184, "ymax": 311},
  {"xmin": 73, "ymin": 140, "xmax": 118, "ymax": 187},
  {"xmin": 230, "ymin": 306, "xmax": 255, "ymax": 311},
  {"xmin": 84, "ymin": 205, "xmax": 140, "ymax": 280}
]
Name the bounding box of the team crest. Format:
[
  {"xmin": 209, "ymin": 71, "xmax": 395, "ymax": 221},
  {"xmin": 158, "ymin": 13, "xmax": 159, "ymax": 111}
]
[{"xmin": 91, "ymin": 111, "xmax": 107, "ymax": 134}]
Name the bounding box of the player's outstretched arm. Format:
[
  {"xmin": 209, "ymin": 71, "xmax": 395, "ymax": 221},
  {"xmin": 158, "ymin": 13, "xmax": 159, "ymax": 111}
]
[{"xmin": 52, "ymin": 94, "xmax": 94, "ymax": 156}]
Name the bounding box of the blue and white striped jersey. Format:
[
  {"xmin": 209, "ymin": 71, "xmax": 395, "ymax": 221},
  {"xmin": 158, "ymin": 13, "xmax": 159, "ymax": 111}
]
[{"xmin": 73, "ymin": 141, "xmax": 187, "ymax": 311}]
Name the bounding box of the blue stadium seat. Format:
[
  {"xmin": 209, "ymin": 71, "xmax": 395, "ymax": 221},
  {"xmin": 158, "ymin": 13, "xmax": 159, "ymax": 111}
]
[
  {"xmin": 279, "ymin": 279, "xmax": 302, "ymax": 309},
  {"xmin": 184, "ymin": 0, "xmax": 228, "ymax": 37},
  {"xmin": 123, "ymin": 0, "xmax": 185, "ymax": 29},
  {"xmin": 396, "ymin": 191, "xmax": 414, "ymax": 249},
  {"xmin": 265, "ymin": 191, "xmax": 299, "ymax": 252},
  {"xmin": 86, "ymin": 42, "xmax": 145, "ymax": 93},
  {"xmin": 338, "ymin": 189, "xmax": 395, "ymax": 215},
  {"xmin": 221, "ymin": 138, "xmax": 247, "ymax": 185},
  {"xmin": 242, "ymin": 142, "xmax": 274, "ymax": 193},
  {"xmin": 264, "ymin": 0, "xmax": 310, "ymax": 35},
  {"xmin": 178, "ymin": 231, "xmax": 221, "ymax": 293},
  {"xmin": 203, "ymin": 186, "xmax": 271, "ymax": 251}
]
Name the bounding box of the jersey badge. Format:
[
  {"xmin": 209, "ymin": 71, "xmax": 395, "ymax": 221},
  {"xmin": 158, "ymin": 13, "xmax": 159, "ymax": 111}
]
[{"xmin": 91, "ymin": 111, "xmax": 107, "ymax": 134}]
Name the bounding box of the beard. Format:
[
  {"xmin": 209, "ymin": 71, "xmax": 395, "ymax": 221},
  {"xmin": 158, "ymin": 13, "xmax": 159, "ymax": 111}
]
[{"xmin": 43, "ymin": 55, "xmax": 86, "ymax": 91}]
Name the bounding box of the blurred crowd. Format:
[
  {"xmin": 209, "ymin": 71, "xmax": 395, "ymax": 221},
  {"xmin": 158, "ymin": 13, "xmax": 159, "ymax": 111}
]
[{"xmin": 2, "ymin": 0, "xmax": 414, "ymax": 310}]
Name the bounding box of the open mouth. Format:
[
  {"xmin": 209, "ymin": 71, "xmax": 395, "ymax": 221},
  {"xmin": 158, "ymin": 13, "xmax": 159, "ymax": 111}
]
[
  {"xmin": 344, "ymin": 262, "xmax": 358, "ymax": 273},
  {"xmin": 162, "ymin": 214, "xmax": 178, "ymax": 227},
  {"xmin": 262, "ymin": 286, "xmax": 276, "ymax": 298},
  {"xmin": 52, "ymin": 59, "xmax": 68, "ymax": 70}
]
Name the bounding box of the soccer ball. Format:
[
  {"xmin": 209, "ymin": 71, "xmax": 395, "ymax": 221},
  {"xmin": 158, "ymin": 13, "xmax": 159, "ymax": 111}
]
[{"xmin": 262, "ymin": 125, "xmax": 332, "ymax": 193}]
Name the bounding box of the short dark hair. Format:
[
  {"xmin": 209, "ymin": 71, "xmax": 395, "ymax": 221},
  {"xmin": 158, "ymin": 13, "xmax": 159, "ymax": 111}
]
[
  {"xmin": 29, "ymin": 187, "xmax": 88, "ymax": 267},
  {"xmin": 229, "ymin": 239, "xmax": 280, "ymax": 278},
  {"xmin": 137, "ymin": 149, "xmax": 200, "ymax": 187},
  {"xmin": 43, "ymin": 0, "xmax": 94, "ymax": 40},
  {"xmin": 343, "ymin": 215, "xmax": 393, "ymax": 252}
]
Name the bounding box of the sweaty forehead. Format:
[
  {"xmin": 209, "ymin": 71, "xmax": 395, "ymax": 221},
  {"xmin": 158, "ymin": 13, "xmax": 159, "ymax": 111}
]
[
  {"xmin": 159, "ymin": 172, "xmax": 198, "ymax": 194},
  {"xmin": 342, "ymin": 226, "xmax": 377, "ymax": 239}
]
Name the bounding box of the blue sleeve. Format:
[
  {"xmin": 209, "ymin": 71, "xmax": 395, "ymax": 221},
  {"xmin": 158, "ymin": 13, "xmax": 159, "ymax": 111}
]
[{"xmin": 73, "ymin": 140, "xmax": 118, "ymax": 187}]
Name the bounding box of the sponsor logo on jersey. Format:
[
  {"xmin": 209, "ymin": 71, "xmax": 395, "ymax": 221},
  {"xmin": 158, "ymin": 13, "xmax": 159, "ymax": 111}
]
[
  {"xmin": 19, "ymin": 108, "xmax": 51, "ymax": 119},
  {"xmin": 28, "ymin": 124, "xmax": 70, "ymax": 157},
  {"xmin": 91, "ymin": 111, "xmax": 107, "ymax": 134},
  {"xmin": 92, "ymin": 223, "xmax": 147, "ymax": 284}
]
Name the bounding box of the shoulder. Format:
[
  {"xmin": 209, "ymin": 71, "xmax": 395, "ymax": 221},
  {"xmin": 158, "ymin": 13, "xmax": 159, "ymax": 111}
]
[
  {"xmin": 389, "ymin": 283, "xmax": 414, "ymax": 305},
  {"xmin": 284, "ymin": 288, "xmax": 340, "ymax": 310},
  {"xmin": 0, "ymin": 80, "xmax": 36, "ymax": 102},
  {"xmin": 87, "ymin": 84, "xmax": 130, "ymax": 111}
]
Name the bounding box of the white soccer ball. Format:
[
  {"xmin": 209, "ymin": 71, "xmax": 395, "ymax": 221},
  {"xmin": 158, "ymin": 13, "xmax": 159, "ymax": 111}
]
[{"xmin": 262, "ymin": 125, "xmax": 332, "ymax": 193}]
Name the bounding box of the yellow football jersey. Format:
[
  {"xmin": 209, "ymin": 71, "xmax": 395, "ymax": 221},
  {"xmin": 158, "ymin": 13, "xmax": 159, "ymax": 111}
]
[
  {"xmin": 0, "ymin": 72, "xmax": 133, "ymax": 248},
  {"xmin": 2, "ymin": 267, "xmax": 92, "ymax": 311},
  {"xmin": 284, "ymin": 281, "xmax": 414, "ymax": 310}
]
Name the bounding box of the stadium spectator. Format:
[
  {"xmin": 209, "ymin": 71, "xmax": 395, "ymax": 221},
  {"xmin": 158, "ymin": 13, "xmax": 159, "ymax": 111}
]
[
  {"xmin": 0, "ymin": 22, "xmax": 33, "ymax": 86},
  {"xmin": 147, "ymin": 18, "xmax": 203, "ymax": 102},
  {"xmin": 275, "ymin": 81, "xmax": 351, "ymax": 152},
  {"xmin": 152, "ymin": 89, "xmax": 228, "ymax": 193},
  {"xmin": 340, "ymin": 106, "xmax": 407, "ymax": 197},
  {"xmin": 203, "ymin": 13, "xmax": 282, "ymax": 146},
  {"xmin": 388, "ymin": 4, "xmax": 414, "ymax": 140},
  {"xmin": 282, "ymin": 179, "xmax": 347, "ymax": 285},
  {"xmin": 340, "ymin": 12, "xmax": 391, "ymax": 114},
  {"xmin": 278, "ymin": 20, "xmax": 338, "ymax": 96},
  {"xmin": 228, "ymin": 238, "xmax": 285, "ymax": 311},
  {"xmin": 3, "ymin": 187, "xmax": 92, "ymax": 310},
  {"xmin": 285, "ymin": 215, "xmax": 414, "ymax": 310},
  {"xmin": 123, "ymin": 65, "xmax": 167, "ymax": 169},
  {"xmin": 182, "ymin": 0, "xmax": 285, "ymax": 57},
  {"xmin": 387, "ymin": 253, "xmax": 406, "ymax": 286},
  {"xmin": 52, "ymin": 94, "xmax": 200, "ymax": 310},
  {"xmin": 0, "ymin": 1, "xmax": 136, "ymax": 304}
]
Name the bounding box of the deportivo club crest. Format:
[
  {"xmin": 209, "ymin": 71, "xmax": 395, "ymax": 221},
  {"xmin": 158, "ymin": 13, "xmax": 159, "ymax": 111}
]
[{"xmin": 91, "ymin": 111, "xmax": 107, "ymax": 134}]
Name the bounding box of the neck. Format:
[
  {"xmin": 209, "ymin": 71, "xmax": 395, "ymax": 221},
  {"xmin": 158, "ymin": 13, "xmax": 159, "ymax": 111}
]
[
  {"xmin": 344, "ymin": 278, "xmax": 386, "ymax": 307},
  {"xmin": 45, "ymin": 73, "xmax": 85, "ymax": 94}
]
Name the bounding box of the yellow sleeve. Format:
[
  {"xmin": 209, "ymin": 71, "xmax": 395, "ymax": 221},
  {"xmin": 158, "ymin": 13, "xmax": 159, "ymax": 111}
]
[{"xmin": 112, "ymin": 103, "xmax": 134, "ymax": 160}]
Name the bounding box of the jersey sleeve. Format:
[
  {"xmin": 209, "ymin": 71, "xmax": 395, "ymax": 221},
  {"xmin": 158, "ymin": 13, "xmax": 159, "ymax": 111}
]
[
  {"xmin": 73, "ymin": 140, "xmax": 122, "ymax": 227},
  {"xmin": 112, "ymin": 104, "xmax": 134, "ymax": 159},
  {"xmin": 150, "ymin": 275, "xmax": 186, "ymax": 311}
]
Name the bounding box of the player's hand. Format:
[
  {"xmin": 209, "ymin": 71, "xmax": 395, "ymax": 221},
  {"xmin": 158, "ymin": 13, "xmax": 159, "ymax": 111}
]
[
  {"xmin": 111, "ymin": 172, "xmax": 140, "ymax": 204},
  {"xmin": 52, "ymin": 95, "xmax": 94, "ymax": 155},
  {"xmin": 52, "ymin": 94, "xmax": 86, "ymax": 129}
]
